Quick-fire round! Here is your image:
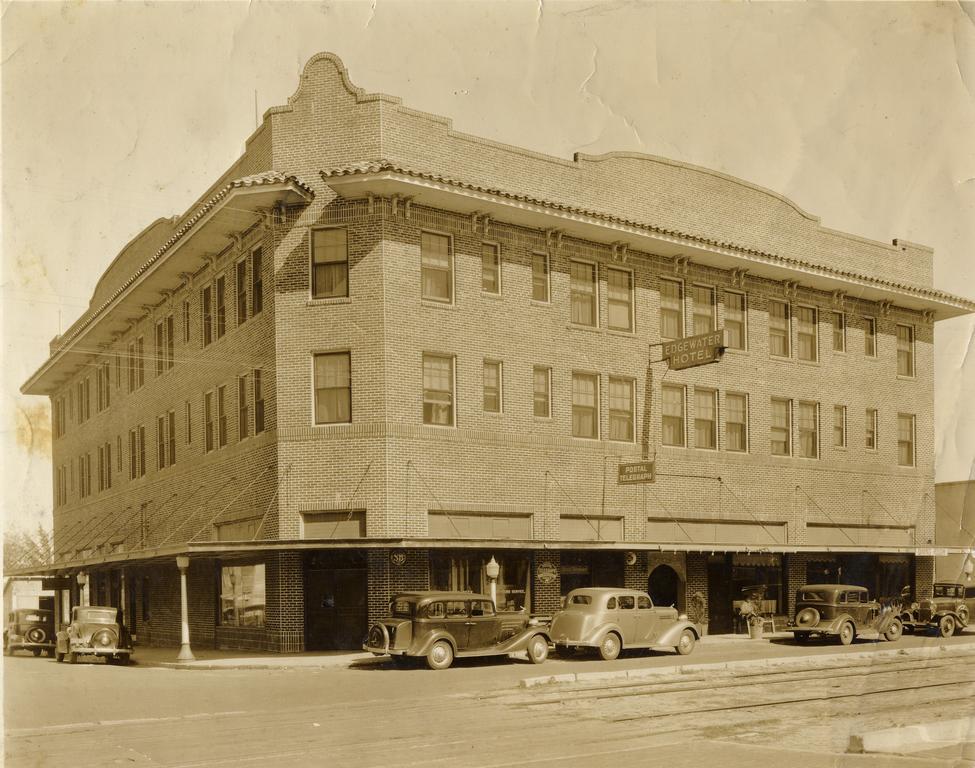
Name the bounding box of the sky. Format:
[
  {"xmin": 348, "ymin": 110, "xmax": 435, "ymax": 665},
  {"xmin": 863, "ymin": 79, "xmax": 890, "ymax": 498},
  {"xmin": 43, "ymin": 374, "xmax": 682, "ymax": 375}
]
[{"xmin": 3, "ymin": 1, "xmax": 974, "ymax": 535}]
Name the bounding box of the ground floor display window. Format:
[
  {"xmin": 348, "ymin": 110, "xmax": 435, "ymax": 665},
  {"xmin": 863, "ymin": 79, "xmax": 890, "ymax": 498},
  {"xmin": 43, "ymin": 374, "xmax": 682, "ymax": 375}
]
[
  {"xmin": 559, "ymin": 551, "xmax": 625, "ymax": 596},
  {"xmin": 731, "ymin": 553, "xmax": 785, "ymax": 616},
  {"xmin": 219, "ymin": 562, "xmax": 265, "ymax": 627},
  {"xmin": 430, "ymin": 552, "xmax": 530, "ymax": 611}
]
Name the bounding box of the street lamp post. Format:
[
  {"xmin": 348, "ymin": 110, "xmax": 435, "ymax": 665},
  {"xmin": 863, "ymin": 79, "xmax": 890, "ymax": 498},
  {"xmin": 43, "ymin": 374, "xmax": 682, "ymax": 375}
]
[
  {"xmin": 485, "ymin": 556, "xmax": 500, "ymax": 610},
  {"xmin": 176, "ymin": 555, "xmax": 195, "ymax": 662}
]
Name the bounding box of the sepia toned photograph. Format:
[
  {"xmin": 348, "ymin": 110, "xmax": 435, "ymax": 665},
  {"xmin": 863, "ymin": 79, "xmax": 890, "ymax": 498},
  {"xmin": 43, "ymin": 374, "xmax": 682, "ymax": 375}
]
[{"xmin": 3, "ymin": 2, "xmax": 974, "ymax": 766}]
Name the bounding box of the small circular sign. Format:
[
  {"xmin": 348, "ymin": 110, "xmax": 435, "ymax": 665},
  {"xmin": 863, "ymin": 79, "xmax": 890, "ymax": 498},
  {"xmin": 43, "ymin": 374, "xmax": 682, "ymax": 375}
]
[
  {"xmin": 536, "ymin": 561, "xmax": 557, "ymax": 585},
  {"xmin": 389, "ymin": 551, "xmax": 407, "ymax": 567}
]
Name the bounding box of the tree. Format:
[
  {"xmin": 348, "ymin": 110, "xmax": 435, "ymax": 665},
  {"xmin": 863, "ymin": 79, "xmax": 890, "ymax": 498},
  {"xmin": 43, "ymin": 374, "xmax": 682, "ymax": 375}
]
[{"xmin": 4, "ymin": 525, "xmax": 54, "ymax": 571}]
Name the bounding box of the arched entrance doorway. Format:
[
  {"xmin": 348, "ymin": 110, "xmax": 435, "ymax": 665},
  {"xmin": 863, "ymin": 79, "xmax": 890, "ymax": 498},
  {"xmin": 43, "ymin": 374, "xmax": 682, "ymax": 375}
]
[{"xmin": 648, "ymin": 565, "xmax": 681, "ymax": 610}]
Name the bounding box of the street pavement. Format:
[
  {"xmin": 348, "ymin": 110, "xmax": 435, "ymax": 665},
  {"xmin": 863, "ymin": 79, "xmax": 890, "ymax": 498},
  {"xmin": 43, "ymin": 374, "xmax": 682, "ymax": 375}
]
[{"xmin": 5, "ymin": 630, "xmax": 974, "ymax": 767}]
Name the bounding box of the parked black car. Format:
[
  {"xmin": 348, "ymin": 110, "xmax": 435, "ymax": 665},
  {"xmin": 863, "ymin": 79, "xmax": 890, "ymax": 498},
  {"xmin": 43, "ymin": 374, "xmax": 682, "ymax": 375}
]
[
  {"xmin": 4, "ymin": 608, "xmax": 56, "ymax": 657},
  {"xmin": 900, "ymin": 582, "xmax": 973, "ymax": 637},
  {"xmin": 55, "ymin": 606, "xmax": 133, "ymax": 665},
  {"xmin": 790, "ymin": 584, "xmax": 903, "ymax": 645}
]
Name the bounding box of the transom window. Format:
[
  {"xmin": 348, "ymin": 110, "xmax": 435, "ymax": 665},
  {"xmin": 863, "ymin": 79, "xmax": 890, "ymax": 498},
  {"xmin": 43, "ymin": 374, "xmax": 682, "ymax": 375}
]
[
  {"xmin": 314, "ymin": 352, "xmax": 352, "ymax": 424},
  {"xmin": 571, "ymin": 373, "xmax": 599, "ymax": 439},
  {"xmin": 570, "ymin": 261, "xmax": 598, "ymax": 326},
  {"xmin": 423, "ymin": 354, "xmax": 455, "ymax": 426},
  {"xmin": 421, "ymin": 232, "xmax": 452, "ymax": 303},
  {"xmin": 312, "ymin": 228, "xmax": 349, "ymax": 299}
]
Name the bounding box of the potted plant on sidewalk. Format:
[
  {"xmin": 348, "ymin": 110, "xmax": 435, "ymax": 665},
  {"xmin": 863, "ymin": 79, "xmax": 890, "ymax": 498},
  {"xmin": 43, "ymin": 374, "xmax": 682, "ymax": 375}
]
[
  {"xmin": 738, "ymin": 587, "xmax": 767, "ymax": 639},
  {"xmin": 687, "ymin": 591, "xmax": 708, "ymax": 637}
]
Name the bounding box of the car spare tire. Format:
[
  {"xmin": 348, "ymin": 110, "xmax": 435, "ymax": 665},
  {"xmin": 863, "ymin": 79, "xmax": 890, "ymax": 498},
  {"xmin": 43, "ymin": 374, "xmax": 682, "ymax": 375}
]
[
  {"xmin": 26, "ymin": 627, "xmax": 46, "ymax": 644},
  {"xmin": 795, "ymin": 607, "xmax": 820, "ymax": 628},
  {"xmin": 367, "ymin": 623, "xmax": 389, "ymax": 652}
]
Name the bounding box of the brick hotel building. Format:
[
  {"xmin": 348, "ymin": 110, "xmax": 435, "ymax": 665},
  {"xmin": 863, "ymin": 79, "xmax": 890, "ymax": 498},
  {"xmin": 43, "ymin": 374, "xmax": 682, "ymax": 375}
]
[{"xmin": 20, "ymin": 52, "xmax": 975, "ymax": 651}]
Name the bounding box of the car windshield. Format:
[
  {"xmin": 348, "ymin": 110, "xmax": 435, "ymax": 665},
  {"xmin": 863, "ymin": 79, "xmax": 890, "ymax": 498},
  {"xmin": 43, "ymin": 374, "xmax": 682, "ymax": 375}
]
[
  {"xmin": 17, "ymin": 610, "xmax": 51, "ymax": 621},
  {"xmin": 77, "ymin": 609, "xmax": 118, "ymax": 623},
  {"xmin": 389, "ymin": 599, "xmax": 415, "ymax": 618},
  {"xmin": 934, "ymin": 585, "xmax": 959, "ymax": 598}
]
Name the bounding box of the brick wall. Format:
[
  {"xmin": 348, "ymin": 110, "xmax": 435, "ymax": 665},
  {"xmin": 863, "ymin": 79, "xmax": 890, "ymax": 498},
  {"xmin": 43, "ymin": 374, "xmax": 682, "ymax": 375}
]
[
  {"xmin": 532, "ymin": 550, "xmax": 561, "ymax": 615},
  {"xmin": 915, "ymin": 555, "xmax": 935, "ymax": 600},
  {"xmin": 685, "ymin": 553, "xmax": 708, "ymax": 628}
]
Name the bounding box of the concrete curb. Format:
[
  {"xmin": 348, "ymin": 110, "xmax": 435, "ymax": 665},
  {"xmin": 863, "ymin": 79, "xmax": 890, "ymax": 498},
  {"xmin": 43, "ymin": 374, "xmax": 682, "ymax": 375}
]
[
  {"xmin": 519, "ymin": 640, "xmax": 975, "ymax": 688},
  {"xmin": 138, "ymin": 654, "xmax": 384, "ymax": 671},
  {"xmin": 848, "ymin": 716, "xmax": 975, "ymax": 754}
]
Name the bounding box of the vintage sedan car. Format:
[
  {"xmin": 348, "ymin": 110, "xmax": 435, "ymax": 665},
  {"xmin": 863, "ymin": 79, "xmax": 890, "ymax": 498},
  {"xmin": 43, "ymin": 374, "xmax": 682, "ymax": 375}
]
[
  {"xmin": 790, "ymin": 584, "xmax": 902, "ymax": 645},
  {"xmin": 4, "ymin": 608, "xmax": 56, "ymax": 657},
  {"xmin": 55, "ymin": 606, "xmax": 133, "ymax": 665},
  {"xmin": 363, "ymin": 591, "xmax": 551, "ymax": 670},
  {"xmin": 549, "ymin": 588, "xmax": 699, "ymax": 660},
  {"xmin": 900, "ymin": 582, "xmax": 972, "ymax": 637}
]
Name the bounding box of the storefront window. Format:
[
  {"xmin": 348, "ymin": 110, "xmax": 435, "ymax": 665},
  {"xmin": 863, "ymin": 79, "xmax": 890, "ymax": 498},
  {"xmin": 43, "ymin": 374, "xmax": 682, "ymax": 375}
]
[
  {"xmin": 430, "ymin": 553, "xmax": 530, "ymax": 611},
  {"xmin": 560, "ymin": 551, "xmax": 624, "ymax": 596},
  {"xmin": 731, "ymin": 553, "xmax": 784, "ymax": 618},
  {"xmin": 219, "ymin": 563, "xmax": 265, "ymax": 627}
]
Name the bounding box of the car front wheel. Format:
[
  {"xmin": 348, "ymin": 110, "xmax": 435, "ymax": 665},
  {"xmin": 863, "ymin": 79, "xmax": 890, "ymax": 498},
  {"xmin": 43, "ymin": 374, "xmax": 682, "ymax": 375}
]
[
  {"xmin": 883, "ymin": 619, "xmax": 903, "ymax": 642},
  {"xmin": 527, "ymin": 635, "xmax": 549, "ymax": 664},
  {"xmin": 598, "ymin": 632, "xmax": 621, "ymax": 661},
  {"xmin": 426, "ymin": 640, "xmax": 454, "ymax": 670},
  {"xmin": 838, "ymin": 621, "xmax": 854, "ymax": 646},
  {"xmin": 675, "ymin": 629, "xmax": 696, "ymax": 656},
  {"xmin": 938, "ymin": 615, "xmax": 956, "ymax": 638}
]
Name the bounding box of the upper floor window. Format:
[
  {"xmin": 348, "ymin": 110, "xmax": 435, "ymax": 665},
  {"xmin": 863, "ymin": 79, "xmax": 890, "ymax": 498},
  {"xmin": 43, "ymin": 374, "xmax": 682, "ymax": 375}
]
[
  {"xmin": 833, "ymin": 405, "xmax": 847, "ymax": 448},
  {"xmin": 254, "ymin": 369, "xmax": 265, "ymax": 434},
  {"xmin": 217, "ymin": 385, "xmax": 228, "ymax": 448},
  {"xmin": 832, "ymin": 312, "xmax": 846, "ymax": 352},
  {"xmin": 204, "ymin": 392, "xmax": 215, "ymax": 453},
  {"xmin": 238, "ymin": 374, "xmax": 251, "ymax": 439},
  {"xmin": 607, "ymin": 268, "xmax": 633, "ymax": 332},
  {"xmin": 797, "ymin": 401, "xmax": 819, "ymax": 459},
  {"xmin": 724, "ymin": 292, "xmax": 746, "ymax": 350},
  {"xmin": 312, "ymin": 227, "xmax": 349, "ymax": 299},
  {"xmin": 97, "ymin": 362, "xmax": 110, "ymax": 412},
  {"xmin": 77, "ymin": 378, "xmax": 91, "ymax": 423},
  {"xmin": 533, "ymin": 366, "xmax": 551, "ymax": 418},
  {"xmin": 236, "ymin": 259, "xmax": 248, "ymax": 325},
  {"xmin": 769, "ymin": 301, "xmax": 791, "ymax": 357},
  {"xmin": 897, "ymin": 413, "xmax": 916, "ymax": 467},
  {"xmin": 865, "ymin": 407, "xmax": 878, "ymax": 450},
  {"xmin": 570, "ymin": 261, "xmax": 597, "ymax": 326},
  {"xmin": 182, "ymin": 299, "xmax": 191, "ymax": 343},
  {"xmin": 770, "ymin": 397, "xmax": 791, "ymax": 456},
  {"xmin": 691, "ymin": 285, "xmax": 716, "ymax": 335},
  {"xmin": 608, "ymin": 377, "xmax": 634, "ymax": 442},
  {"xmin": 659, "ymin": 279, "xmax": 683, "ymax": 340},
  {"xmin": 155, "ymin": 316, "xmax": 174, "ymax": 374},
  {"xmin": 661, "ymin": 384, "xmax": 685, "ymax": 447},
  {"xmin": 201, "ymin": 286, "xmax": 213, "ymax": 347},
  {"xmin": 571, "ymin": 372, "xmax": 599, "ymax": 439},
  {"xmin": 53, "ymin": 397, "xmax": 65, "ymax": 439},
  {"xmin": 251, "ymin": 246, "xmax": 263, "ymax": 316},
  {"xmin": 314, "ymin": 352, "xmax": 351, "ymax": 424},
  {"xmin": 97, "ymin": 442, "xmax": 112, "ymax": 492},
  {"xmin": 796, "ymin": 306, "xmax": 818, "ymax": 362},
  {"xmin": 421, "ymin": 232, "xmax": 452, "ymax": 303},
  {"xmin": 423, "ymin": 354, "xmax": 455, "ymax": 426},
  {"xmin": 156, "ymin": 412, "xmax": 176, "ymax": 470},
  {"xmin": 864, "ymin": 317, "xmax": 877, "ymax": 357},
  {"xmin": 128, "ymin": 425, "xmax": 146, "ymax": 479},
  {"xmin": 483, "ymin": 360, "xmax": 502, "ymax": 413},
  {"xmin": 896, "ymin": 324, "xmax": 915, "ymax": 377},
  {"xmin": 215, "ymin": 276, "xmax": 227, "ymax": 340},
  {"xmin": 531, "ymin": 252, "xmax": 550, "ymax": 303},
  {"xmin": 481, "ymin": 243, "xmax": 501, "ymax": 294},
  {"xmin": 725, "ymin": 393, "xmax": 748, "ymax": 452},
  {"xmin": 694, "ymin": 388, "xmax": 717, "ymax": 450}
]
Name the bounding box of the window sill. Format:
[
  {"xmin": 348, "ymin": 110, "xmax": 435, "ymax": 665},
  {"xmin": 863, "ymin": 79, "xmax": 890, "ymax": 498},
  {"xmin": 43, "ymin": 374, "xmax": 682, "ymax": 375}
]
[
  {"xmin": 306, "ymin": 296, "xmax": 352, "ymax": 307},
  {"xmin": 796, "ymin": 359, "xmax": 821, "ymax": 367},
  {"xmin": 529, "ymin": 299, "xmax": 552, "ymax": 307},
  {"xmin": 723, "ymin": 347, "xmax": 749, "ymax": 355},
  {"xmin": 896, "ymin": 375, "xmax": 917, "ymax": 382},
  {"xmin": 480, "ymin": 291, "xmax": 503, "ymax": 300},
  {"xmin": 566, "ymin": 323, "xmax": 601, "ymax": 334},
  {"xmin": 606, "ymin": 328, "xmax": 637, "ymax": 338},
  {"xmin": 421, "ymin": 299, "xmax": 457, "ymax": 311}
]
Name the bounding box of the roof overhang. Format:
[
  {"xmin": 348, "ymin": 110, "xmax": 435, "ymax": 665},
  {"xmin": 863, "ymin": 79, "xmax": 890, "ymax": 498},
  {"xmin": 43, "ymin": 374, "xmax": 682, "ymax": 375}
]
[
  {"xmin": 22, "ymin": 176, "xmax": 312, "ymax": 396},
  {"xmin": 10, "ymin": 539, "xmax": 972, "ymax": 576},
  {"xmin": 323, "ymin": 169, "xmax": 975, "ymax": 321}
]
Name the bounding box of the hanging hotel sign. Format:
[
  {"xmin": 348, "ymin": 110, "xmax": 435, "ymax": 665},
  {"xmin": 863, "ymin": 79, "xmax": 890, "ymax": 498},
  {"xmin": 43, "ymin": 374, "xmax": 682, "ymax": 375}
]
[
  {"xmin": 661, "ymin": 330, "xmax": 726, "ymax": 370},
  {"xmin": 618, "ymin": 461, "xmax": 656, "ymax": 485}
]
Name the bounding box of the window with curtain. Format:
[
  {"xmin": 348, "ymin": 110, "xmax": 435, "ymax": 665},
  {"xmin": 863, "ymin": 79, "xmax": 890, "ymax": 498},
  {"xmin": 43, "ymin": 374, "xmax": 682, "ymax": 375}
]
[
  {"xmin": 725, "ymin": 393, "xmax": 747, "ymax": 452},
  {"xmin": 896, "ymin": 325, "xmax": 914, "ymax": 377},
  {"xmin": 570, "ymin": 261, "xmax": 597, "ymax": 326},
  {"xmin": 572, "ymin": 373, "xmax": 599, "ymax": 438},
  {"xmin": 897, "ymin": 414, "xmax": 915, "ymax": 466},
  {"xmin": 724, "ymin": 292, "xmax": 746, "ymax": 349},
  {"xmin": 314, "ymin": 352, "xmax": 352, "ymax": 424},
  {"xmin": 797, "ymin": 306, "xmax": 818, "ymax": 361},
  {"xmin": 481, "ymin": 243, "xmax": 500, "ymax": 294},
  {"xmin": 531, "ymin": 252, "xmax": 549, "ymax": 302},
  {"xmin": 692, "ymin": 285, "xmax": 715, "ymax": 335},
  {"xmin": 659, "ymin": 279, "xmax": 683, "ymax": 340},
  {"xmin": 694, "ymin": 388, "xmax": 717, "ymax": 449},
  {"xmin": 769, "ymin": 301, "xmax": 790, "ymax": 357},
  {"xmin": 798, "ymin": 401, "xmax": 819, "ymax": 458},
  {"xmin": 771, "ymin": 398, "xmax": 791, "ymax": 456},
  {"xmin": 662, "ymin": 385, "xmax": 685, "ymax": 447},
  {"xmin": 607, "ymin": 268, "xmax": 633, "ymax": 331},
  {"xmin": 421, "ymin": 232, "xmax": 452, "ymax": 302},
  {"xmin": 423, "ymin": 354, "xmax": 454, "ymax": 426},
  {"xmin": 533, "ymin": 366, "xmax": 551, "ymax": 418},
  {"xmin": 483, "ymin": 360, "xmax": 502, "ymax": 413},
  {"xmin": 312, "ymin": 228, "xmax": 349, "ymax": 299},
  {"xmin": 608, "ymin": 377, "xmax": 634, "ymax": 441},
  {"xmin": 833, "ymin": 405, "xmax": 847, "ymax": 447}
]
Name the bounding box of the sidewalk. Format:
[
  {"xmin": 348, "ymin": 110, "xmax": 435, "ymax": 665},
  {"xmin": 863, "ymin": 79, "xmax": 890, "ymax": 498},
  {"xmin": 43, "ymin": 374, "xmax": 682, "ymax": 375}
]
[{"xmin": 127, "ymin": 630, "xmax": 848, "ymax": 670}]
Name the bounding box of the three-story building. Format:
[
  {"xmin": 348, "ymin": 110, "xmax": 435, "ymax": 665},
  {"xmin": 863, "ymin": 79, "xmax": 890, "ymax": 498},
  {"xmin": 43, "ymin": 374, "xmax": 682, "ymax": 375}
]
[{"xmin": 21, "ymin": 52, "xmax": 975, "ymax": 651}]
